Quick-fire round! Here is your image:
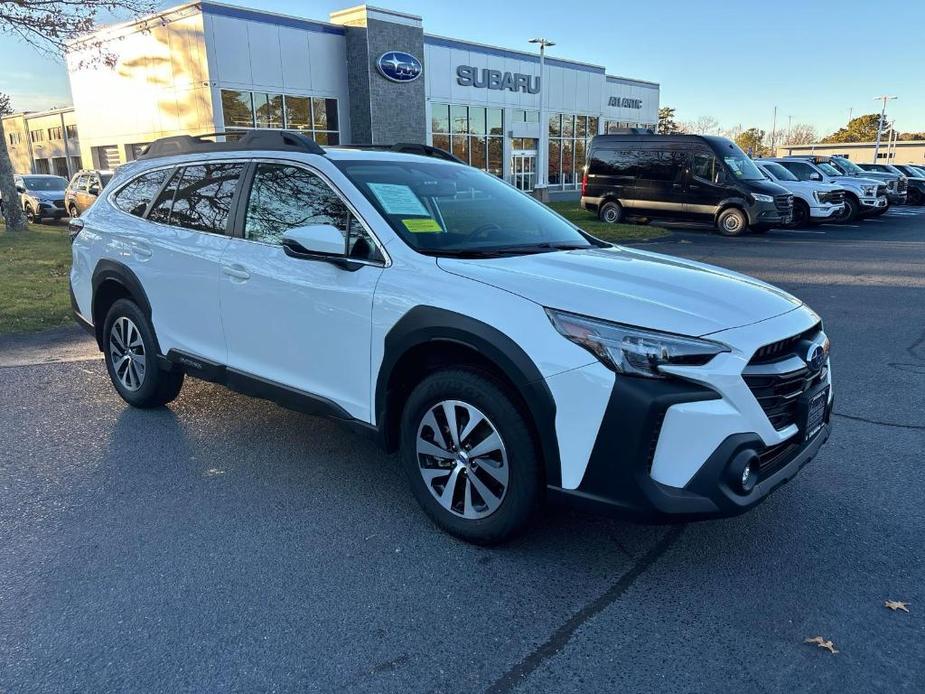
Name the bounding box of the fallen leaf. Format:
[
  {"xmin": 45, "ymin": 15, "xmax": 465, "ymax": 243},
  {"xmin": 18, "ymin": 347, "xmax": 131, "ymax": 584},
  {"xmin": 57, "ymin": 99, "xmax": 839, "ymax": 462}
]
[
  {"xmin": 805, "ymin": 636, "xmax": 839, "ymax": 654},
  {"xmin": 885, "ymin": 600, "xmax": 910, "ymax": 613}
]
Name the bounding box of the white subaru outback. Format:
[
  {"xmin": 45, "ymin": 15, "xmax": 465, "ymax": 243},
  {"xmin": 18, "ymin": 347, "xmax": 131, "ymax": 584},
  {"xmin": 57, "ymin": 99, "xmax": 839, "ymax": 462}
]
[{"xmin": 69, "ymin": 131, "xmax": 833, "ymax": 544}]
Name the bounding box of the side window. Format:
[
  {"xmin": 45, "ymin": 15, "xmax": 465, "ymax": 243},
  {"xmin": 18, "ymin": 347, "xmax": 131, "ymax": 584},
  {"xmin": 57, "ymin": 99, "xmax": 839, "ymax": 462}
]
[
  {"xmin": 244, "ymin": 163, "xmax": 380, "ymax": 261},
  {"xmin": 692, "ymin": 152, "xmax": 719, "ymax": 182},
  {"xmin": 147, "ymin": 169, "xmax": 182, "ymax": 225},
  {"xmin": 76, "ymin": 174, "xmax": 89, "ymax": 191},
  {"xmin": 169, "ymin": 163, "xmax": 244, "ymax": 233},
  {"xmin": 113, "ymin": 169, "xmax": 171, "ymax": 217},
  {"xmin": 781, "ymin": 162, "xmax": 812, "ymax": 181}
]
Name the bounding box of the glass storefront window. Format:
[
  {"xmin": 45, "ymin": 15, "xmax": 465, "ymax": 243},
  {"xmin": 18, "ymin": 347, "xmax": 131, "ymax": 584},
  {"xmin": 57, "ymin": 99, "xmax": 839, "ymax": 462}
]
[
  {"xmin": 468, "ymin": 107, "xmax": 486, "ymax": 135},
  {"xmin": 548, "ymin": 140, "xmax": 561, "ymax": 185},
  {"xmin": 548, "ymin": 113, "xmax": 561, "ymax": 137},
  {"xmin": 561, "ymin": 114, "xmax": 574, "ymax": 138},
  {"xmin": 432, "ymin": 134, "xmax": 450, "ymax": 151},
  {"xmin": 549, "ymin": 112, "xmax": 598, "ymax": 189},
  {"xmin": 488, "ymin": 138, "xmax": 503, "ymax": 177},
  {"xmin": 221, "ymin": 90, "xmax": 255, "ymax": 129},
  {"xmin": 576, "ymin": 115, "xmax": 588, "ymax": 138},
  {"xmin": 451, "ymin": 105, "xmax": 468, "ymax": 135},
  {"xmin": 285, "ymin": 96, "xmax": 310, "ymax": 130},
  {"xmin": 588, "ymin": 116, "xmax": 599, "ymax": 136},
  {"xmin": 524, "ymin": 110, "xmax": 539, "ymax": 123},
  {"xmin": 312, "ymin": 97, "xmax": 338, "ymax": 132},
  {"xmin": 487, "ymin": 108, "xmax": 503, "ymax": 136},
  {"xmin": 254, "ymin": 93, "xmax": 284, "ymax": 128},
  {"xmin": 432, "ymin": 104, "xmax": 450, "ymax": 134},
  {"xmin": 470, "ymin": 136, "xmax": 487, "ymax": 169},
  {"xmin": 451, "ymin": 135, "xmax": 470, "ymax": 163}
]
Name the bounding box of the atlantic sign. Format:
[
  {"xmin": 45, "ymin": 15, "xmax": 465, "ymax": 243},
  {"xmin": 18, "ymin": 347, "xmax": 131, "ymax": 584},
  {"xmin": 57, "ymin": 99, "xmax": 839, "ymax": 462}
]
[
  {"xmin": 376, "ymin": 51, "xmax": 423, "ymax": 82},
  {"xmin": 456, "ymin": 65, "xmax": 540, "ymax": 94},
  {"xmin": 608, "ymin": 96, "xmax": 643, "ymax": 109}
]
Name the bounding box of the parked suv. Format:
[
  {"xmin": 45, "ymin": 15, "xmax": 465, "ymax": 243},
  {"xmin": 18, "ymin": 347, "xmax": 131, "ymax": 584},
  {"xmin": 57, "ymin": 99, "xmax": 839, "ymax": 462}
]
[
  {"xmin": 581, "ymin": 134, "xmax": 793, "ymax": 236},
  {"xmin": 69, "ymin": 131, "xmax": 833, "ymax": 543},
  {"xmin": 859, "ymin": 163, "xmax": 925, "ymax": 206},
  {"xmin": 64, "ymin": 169, "xmax": 114, "ymax": 218},
  {"xmin": 0, "ymin": 174, "xmax": 69, "ymax": 223},
  {"xmin": 754, "ymin": 160, "xmax": 846, "ymax": 227},
  {"xmin": 769, "ymin": 157, "xmax": 886, "ymax": 222}
]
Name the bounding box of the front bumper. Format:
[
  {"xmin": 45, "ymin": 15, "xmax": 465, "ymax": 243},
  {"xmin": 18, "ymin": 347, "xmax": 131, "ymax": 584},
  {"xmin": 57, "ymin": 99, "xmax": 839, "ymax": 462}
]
[
  {"xmin": 860, "ymin": 195, "xmax": 888, "ymax": 210},
  {"xmin": 887, "ymin": 191, "xmax": 906, "ymax": 205},
  {"xmin": 38, "ymin": 202, "xmax": 67, "ymax": 219},
  {"xmin": 747, "ymin": 200, "xmax": 791, "ymax": 227},
  {"xmin": 810, "ymin": 203, "xmax": 845, "ymax": 219}
]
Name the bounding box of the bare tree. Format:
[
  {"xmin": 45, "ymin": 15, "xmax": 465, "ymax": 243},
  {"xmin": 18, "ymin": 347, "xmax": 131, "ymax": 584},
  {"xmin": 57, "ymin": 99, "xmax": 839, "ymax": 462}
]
[
  {"xmin": 0, "ymin": 92, "xmax": 28, "ymax": 230},
  {"xmin": 681, "ymin": 115, "xmax": 722, "ymax": 136},
  {"xmin": 0, "ymin": 0, "xmax": 154, "ymax": 230},
  {"xmin": 784, "ymin": 123, "xmax": 818, "ymax": 146}
]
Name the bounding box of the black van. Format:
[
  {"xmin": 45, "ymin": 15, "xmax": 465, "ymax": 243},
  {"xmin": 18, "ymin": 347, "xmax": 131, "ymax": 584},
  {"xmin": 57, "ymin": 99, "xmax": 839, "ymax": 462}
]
[{"xmin": 580, "ymin": 133, "xmax": 793, "ymax": 235}]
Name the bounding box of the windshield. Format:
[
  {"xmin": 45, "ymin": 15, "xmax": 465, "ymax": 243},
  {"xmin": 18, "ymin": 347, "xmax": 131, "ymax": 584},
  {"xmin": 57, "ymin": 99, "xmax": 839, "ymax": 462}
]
[
  {"xmin": 22, "ymin": 176, "xmax": 68, "ymax": 191},
  {"xmin": 817, "ymin": 162, "xmax": 842, "ymax": 176},
  {"xmin": 706, "ymin": 139, "xmax": 765, "ymax": 181},
  {"xmin": 761, "ymin": 162, "xmax": 798, "ymax": 182},
  {"xmin": 334, "ymin": 159, "xmax": 595, "ymax": 257},
  {"xmin": 831, "ymin": 157, "xmax": 865, "ymax": 175},
  {"xmin": 912, "ymin": 167, "xmax": 925, "ymax": 178}
]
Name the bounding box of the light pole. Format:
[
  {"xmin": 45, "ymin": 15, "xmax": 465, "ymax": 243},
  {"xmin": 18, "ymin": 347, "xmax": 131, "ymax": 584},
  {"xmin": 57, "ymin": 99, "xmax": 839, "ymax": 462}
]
[
  {"xmin": 872, "ymin": 95, "xmax": 897, "ymax": 163},
  {"xmin": 770, "ymin": 106, "xmax": 777, "ymax": 154},
  {"xmin": 529, "ymin": 37, "xmax": 555, "ymax": 201}
]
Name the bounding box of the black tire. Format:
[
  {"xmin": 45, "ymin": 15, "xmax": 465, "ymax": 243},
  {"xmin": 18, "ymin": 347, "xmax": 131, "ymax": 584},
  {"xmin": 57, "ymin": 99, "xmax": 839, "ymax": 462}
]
[
  {"xmin": 68, "ymin": 204, "xmax": 80, "ymax": 219},
  {"xmin": 908, "ymin": 189, "xmax": 923, "ymax": 206},
  {"xmin": 103, "ymin": 298, "xmax": 183, "ymax": 408},
  {"xmin": 717, "ymin": 207, "xmax": 748, "ymax": 236},
  {"xmin": 400, "ymin": 368, "xmax": 541, "ymax": 545},
  {"xmin": 790, "ymin": 199, "xmax": 811, "ymax": 228},
  {"xmin": 598, "ymin": 200, "xmax": 624, "ymax": 224},
  {"xmin": 841, "ymin": 195, "xmax": 861, "ymax": 223}
]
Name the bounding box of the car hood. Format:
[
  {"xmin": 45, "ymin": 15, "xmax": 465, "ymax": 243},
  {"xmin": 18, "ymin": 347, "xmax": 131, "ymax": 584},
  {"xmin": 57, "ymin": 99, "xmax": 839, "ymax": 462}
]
[
  {"xmin": 437, "ymin": 246, "xmax": 803, "ymax": 337},
  {"xmin": 29, "ymin": 190, "xmax": 66, "ymax": 200},
  {"xmin": 833, "ymin": 175, "xmax": 880, "ymax": 188}
]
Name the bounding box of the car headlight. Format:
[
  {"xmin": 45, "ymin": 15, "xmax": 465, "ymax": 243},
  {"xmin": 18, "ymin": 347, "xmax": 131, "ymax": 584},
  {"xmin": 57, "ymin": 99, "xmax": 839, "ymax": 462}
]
[
  {"xmin": 751, "ymin": 193, "xmax": 774, "ymax": 203},
  {"xmin": 545, "ymin": 308, "xmax": 730, "ymax": 379},
  {"xmin": 863, "ymin": 185, "xmax": 876, "ymax": 196},
  {"xmin": 813, "ymin": 191, "xmax": 822, "ymax": 202}
]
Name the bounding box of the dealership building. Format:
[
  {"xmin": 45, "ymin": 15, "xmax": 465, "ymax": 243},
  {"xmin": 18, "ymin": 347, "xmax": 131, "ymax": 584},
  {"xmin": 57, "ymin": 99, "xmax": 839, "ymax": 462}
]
[{"xmin": 65, "ymin": 1, "xmax": 659, "ymax": 192}]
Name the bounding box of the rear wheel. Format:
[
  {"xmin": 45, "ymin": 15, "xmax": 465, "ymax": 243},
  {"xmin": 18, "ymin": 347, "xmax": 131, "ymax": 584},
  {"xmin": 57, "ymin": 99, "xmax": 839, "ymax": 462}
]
[
  {"xmin": 908, "ymin": 189, "xmax": 923, "ymax": 206},
  {"xmin": 598, "ymin": 200, "xmax": 624, "ymax": 224},
  {"xmin": 103, "ymin": 298, "xmax": 183, "ymax": 408},
  {"xmin": 717, "ymin": 207, "xmax": 748, "ymax": 236},
  {"xmin": 400, "ymin": 369, "xmax": 541, "ymax": 544}
]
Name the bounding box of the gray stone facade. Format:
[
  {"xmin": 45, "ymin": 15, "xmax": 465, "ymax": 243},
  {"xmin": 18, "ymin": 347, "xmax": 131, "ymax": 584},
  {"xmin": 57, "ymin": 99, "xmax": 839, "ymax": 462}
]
[{"xmin": 341, "ymin": 17, "xmax": 426, "ymax": 145}]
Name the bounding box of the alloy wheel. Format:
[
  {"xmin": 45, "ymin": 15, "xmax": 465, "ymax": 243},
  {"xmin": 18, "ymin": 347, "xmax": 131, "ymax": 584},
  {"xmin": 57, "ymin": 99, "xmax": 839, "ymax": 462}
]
[
  {"xmin": 722, "ymin": 214, "xmax": 742, "ymax": 233},
  {"xmin": 415, "ymin": 400, "xmax": 509, "ymax": 519},
  {"xmin": 109, "ymin": 316, "xmax": 146, "ymax": 391}
]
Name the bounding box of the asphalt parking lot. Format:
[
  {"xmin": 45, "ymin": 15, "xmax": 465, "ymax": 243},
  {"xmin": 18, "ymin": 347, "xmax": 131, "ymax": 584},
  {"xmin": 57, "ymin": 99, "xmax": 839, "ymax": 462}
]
[{"xmin": 1, "ymin": 207, "xmax": 923, "ymax": 693}]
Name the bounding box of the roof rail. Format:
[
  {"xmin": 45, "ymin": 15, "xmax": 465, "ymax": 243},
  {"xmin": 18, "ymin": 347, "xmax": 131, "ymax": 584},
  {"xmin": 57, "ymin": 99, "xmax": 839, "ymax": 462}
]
[
  {"xmin": 339, "ymin": 142, "xmax": 466, "ymax": 165},
  {"xmin": 137, "ymin": 130, "xmax": 326, "ymax": 160}
]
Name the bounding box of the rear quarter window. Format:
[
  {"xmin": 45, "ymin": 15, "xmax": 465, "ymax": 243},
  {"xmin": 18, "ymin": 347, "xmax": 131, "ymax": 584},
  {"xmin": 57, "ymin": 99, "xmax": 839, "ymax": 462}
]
[{"xmin": 113, "ymin": 169, "xmax": 172, "ymax": 217}]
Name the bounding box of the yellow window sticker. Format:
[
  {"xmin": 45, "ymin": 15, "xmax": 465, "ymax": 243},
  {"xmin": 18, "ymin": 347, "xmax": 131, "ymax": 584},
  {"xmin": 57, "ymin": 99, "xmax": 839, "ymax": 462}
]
[{"xmin": 402, "ymin": 218, "xmax": 444, "ymax": 233}]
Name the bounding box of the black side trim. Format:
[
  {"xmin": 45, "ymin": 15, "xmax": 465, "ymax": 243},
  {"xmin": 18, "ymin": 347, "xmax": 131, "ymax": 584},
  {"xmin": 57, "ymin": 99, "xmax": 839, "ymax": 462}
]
[
  {"xmin": 573, "ymin": 375, "xmax": 721, "ymax": 515},
  {"xmin": 164, "ymin": 349, "xmax": 377, "ymax": 438},
  {"xmin": 90, "ymin": 260, "xmax": 155, "ymax": 350},
  {"xmin": 376, "ymin": 306, "xmax": 562, "ymax": 486}
]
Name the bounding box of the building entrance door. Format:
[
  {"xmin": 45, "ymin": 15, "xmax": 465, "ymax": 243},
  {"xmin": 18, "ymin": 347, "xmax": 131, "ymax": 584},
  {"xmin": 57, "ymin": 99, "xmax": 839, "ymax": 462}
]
[{"xmin": 511, "ymin": 150, "xmax": 537, "ymax": 192}]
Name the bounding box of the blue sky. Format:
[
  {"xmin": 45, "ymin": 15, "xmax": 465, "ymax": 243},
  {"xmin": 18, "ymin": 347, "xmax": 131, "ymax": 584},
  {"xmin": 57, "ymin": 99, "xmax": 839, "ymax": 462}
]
[{"xmin": 2, "ymin": 0, "xmax": 923, "ymax": 136}]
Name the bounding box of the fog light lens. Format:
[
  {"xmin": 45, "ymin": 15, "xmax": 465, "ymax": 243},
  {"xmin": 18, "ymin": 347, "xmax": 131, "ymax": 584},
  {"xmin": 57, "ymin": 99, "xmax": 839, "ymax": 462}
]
[{"xmin": 728, "ymin": 449, "xmax": 759, "ymax": 494}]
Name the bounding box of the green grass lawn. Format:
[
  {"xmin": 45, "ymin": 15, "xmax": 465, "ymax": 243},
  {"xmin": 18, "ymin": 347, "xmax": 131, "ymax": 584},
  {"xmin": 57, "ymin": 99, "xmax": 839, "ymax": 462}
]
[
  {"xmin": 547, "ymin": 201, "xmax": 668, "ymax": 242},
  {"xmin": 0, "ymin": 222, "xmax": 74, "ymax": 334}
]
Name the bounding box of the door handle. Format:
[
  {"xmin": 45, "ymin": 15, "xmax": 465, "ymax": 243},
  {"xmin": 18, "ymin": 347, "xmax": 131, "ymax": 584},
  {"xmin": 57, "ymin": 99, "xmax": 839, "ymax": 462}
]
[
  {"xmin": 131, "ymin": 242, "xmax": 152, "ymax": 259},
  {"xmin": 222, "ymin": 264, "xmax": 250, "ymax": 281}
]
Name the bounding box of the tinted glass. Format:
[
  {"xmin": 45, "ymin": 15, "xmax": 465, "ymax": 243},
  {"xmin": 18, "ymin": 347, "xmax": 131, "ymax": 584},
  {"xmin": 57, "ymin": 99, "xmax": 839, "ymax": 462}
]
[
  {"xmin": 114, "ymin": 169, "xmax": 171, "ymax": 217},
  {"xmin": 761, "ymin": 161, "xmax": 798, "ymax": 182},
  {"xmin": 22, "ymin": 176, "xmax": 67, "ymax": 191},
  {"xmin": 335, "ymin": 159, "xmax": 593, "ymax": 256},
  {"xmin": 167, "ymin": 163, "xmax": 243, "ymax": 233},
  {"xmin": 254, "ymin": 93, "xmax": 284, "ymax": 128},
  {"xmin": 285, "ymin": 96, "xmax": 310, "ymax": 130},
  {"xmin": 779, "ymin": 161, "xmax": 815, "ymax": 181},
  {"xmin": 147, "ymin": 169, "xmax": 182, "ymax": 224},
  {"xmin": 221, "ymin": 90, "xmax": 255, "ymax": 128},
  {"xmin": 244, "ymin": 164, "xmax": 377, "ymax": 260}
]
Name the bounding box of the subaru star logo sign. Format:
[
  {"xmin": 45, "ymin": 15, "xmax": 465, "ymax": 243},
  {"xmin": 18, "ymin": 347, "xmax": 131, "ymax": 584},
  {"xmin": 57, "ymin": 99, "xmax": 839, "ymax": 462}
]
[{"xmin": 376, "ymin": 51, "xmax": 422, "ymax": 83}]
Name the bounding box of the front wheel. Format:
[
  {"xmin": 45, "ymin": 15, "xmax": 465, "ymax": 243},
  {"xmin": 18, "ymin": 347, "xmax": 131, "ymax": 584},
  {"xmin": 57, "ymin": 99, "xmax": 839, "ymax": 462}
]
[
  {"xmin": 68, "ymin": 204, "xmax": 80, "ymax": 219},
  {"xmin": 24, "ymin": 204, "xmax": 37, "ymax": 224},
  {"xmin": 841, "ymin": 196, "xmax": 861, "ymax": 223},
  {"xmin": 790, "ymin": 200, "xmax": 811, "ymax": 228},
  {"xmin": 908, "ymin": 189, "xmax": 923, "ymax": 206},
  {"xmin": 400, "ymin": 369, "xmax": 541, "ymax": 544},
  {"xmin": 103, "ymin": 298, "xmax": 183, "ymax": 408},
  {"xmin": 598, "ymin": 200, "xmax": 624, "ymax": 224},
  {"xmin": 717, "ymin": 207, "xmax": 748, "ymax": 236}
]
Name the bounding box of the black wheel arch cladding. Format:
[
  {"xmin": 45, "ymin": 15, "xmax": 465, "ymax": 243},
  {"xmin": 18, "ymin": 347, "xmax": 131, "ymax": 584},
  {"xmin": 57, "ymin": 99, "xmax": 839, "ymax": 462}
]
[
  {"xmin": 91, "ymin": 260, "xmax": 156, "ymax": 352},
  {"xmin": 377, "ymin": 306, "xmax": 563, "ymax": 487}
]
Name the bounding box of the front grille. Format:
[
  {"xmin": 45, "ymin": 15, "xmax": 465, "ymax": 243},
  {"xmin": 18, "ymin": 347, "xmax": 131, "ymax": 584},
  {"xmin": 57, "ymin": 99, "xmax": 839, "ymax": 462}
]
[
  {"xmin": 876, "ymin": 184, "xmax": 887, "ymax": 197},
  {"xmin": 898, "ymin": 178, "xmax": 908, "ymax": 193},
  {"xmin": 774, "ymin": 194, "xmax": 793, "ymax": 213},
  {"xmin": 748, "ymin": 323, "xmax": 820, "ymax": 364},
  {"xmin": 743, "ymin": 367, "xmax": 820, "ymax": 430},
  {"xmin": 819, "ymin": 190, "xmax": 845, "ymax": 205},
  {"xmin": 744, "ymin": 324, "xmax": 825, "ymax": 430}
]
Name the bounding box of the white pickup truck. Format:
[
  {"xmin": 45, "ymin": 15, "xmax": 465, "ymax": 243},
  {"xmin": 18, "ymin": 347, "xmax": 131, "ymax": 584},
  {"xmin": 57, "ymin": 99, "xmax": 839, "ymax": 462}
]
[
  {"xmin": 755, "ymin": 160, "xmax": 846, "ymax": 226},
  {"xmin": 769, "ymin": 157, "xmax": 887, "ymax": 222}
]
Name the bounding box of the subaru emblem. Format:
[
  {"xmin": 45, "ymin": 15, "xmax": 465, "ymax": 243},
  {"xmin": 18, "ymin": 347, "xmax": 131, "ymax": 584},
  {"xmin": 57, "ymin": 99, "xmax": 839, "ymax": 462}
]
[
  {"xmin": 376, "ymin": 51, "xmax": 423, "ymax": 83},
  {"xmin": 806, "ymin": 343, "xmax": 825, "ymax": 372}
]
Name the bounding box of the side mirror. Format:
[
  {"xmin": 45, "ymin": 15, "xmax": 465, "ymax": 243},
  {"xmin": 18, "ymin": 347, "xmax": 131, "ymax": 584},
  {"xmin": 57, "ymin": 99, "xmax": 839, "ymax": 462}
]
[
  {"xmin": 89, "ymin": 185, "xmax": 100, "ymax": 196},
  {"xmin": 282, "ymin": 224, "xmax": 365, "ymax": 271},
  {"xmin": 809, "ymin": 172, "xmax": 822, "ymax": 181}
]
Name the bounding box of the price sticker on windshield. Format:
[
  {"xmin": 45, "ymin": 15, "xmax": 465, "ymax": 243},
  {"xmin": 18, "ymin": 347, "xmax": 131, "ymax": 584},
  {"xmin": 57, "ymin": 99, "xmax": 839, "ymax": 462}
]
[
  {"xmin": 402, "ymin": 218, "xmax": 443, "ymax": 233},
  {"xmin": 368, "ymin": 183, "xmax": 429, "ymax": 216}
]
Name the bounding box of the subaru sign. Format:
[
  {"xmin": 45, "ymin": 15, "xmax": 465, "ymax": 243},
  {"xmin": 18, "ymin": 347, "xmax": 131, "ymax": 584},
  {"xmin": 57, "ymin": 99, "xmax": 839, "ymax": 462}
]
[{"xmin": 376, "ymin": 51, "xmax": 423, "ymax": 83}]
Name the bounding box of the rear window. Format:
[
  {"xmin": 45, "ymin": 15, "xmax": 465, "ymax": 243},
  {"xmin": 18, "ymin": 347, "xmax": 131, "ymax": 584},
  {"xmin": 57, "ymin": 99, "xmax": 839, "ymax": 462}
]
[{"xmin": 113, "ymin": 169, "xmax": 171, "ymax": 217}]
